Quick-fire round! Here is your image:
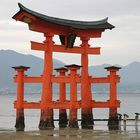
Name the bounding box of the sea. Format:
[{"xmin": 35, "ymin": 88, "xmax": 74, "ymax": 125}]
[{"xmin": 0, "ymin": 92, "xmax": 139, "ymax": 140}]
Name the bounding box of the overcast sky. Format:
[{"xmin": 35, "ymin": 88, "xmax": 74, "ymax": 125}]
[{"xmin": 0, "ymin": 0, "xmax": 140, "ymax": 66}]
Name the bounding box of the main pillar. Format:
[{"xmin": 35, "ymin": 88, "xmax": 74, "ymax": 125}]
[
  {"xmin": 65, "ymin": 64, "xmax": 81, "ymax": 128},
  {"xmin": 105, "ymin": 66, "xmax": 121, "ymax": 129},
  {"xmin": 39, "ymin": 34, "xmax": 54, "ymax": 129},
  {"xmin": 55, "ymin": 67, "xmax": 68, "ymax": 128},
  {"xmin": 80, "ymin": 37, "xmax": 93, "ymax": 129},
  {"xmin": 12, "ymin": 66, "xmax": 30, "ymax": 131}
]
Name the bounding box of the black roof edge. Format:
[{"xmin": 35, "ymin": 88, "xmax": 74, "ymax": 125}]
[{"xmin": 12, "ymin": 3, "xmax": 115, "ymax": 30}]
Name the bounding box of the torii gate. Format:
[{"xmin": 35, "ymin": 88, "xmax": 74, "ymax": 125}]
[{"xmin": 12, "ymin": 3, "xmax": 121, "ymax": 130}]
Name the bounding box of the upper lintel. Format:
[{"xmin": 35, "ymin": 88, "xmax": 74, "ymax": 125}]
[{"xmin": 13, "ymin": 3, "xmax": 115, "ymax": 30}]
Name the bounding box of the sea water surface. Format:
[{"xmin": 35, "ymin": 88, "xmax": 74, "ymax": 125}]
[{"xmin": 0, "ymin": 92, "xmax": 139, "ymax": 139}]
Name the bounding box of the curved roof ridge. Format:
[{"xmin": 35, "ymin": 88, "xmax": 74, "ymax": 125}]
[{"xmin": 13, "ymin": 3, "xmax": 114, "ymax": 30}]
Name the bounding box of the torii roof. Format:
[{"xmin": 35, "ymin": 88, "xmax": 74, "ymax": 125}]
[{"xmin": 13, "ymin": 3, "xmax": 115, "ymax": 30}]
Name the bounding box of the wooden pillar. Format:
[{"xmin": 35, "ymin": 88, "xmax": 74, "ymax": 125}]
[
  {"xmin": 12, "ymin": 66, "xmax": 30, "ymax": 131},
  {"xmin": 65, "ymin": 64, "xmax": 81, "ymax": 128},
  {"xmin": 39, "ymin": 33, "xmax": 54, "ymax": 130},
  {"xmin": 80, "ymin": 37, "xmax": 93, "ymax": 129},
  {"xmin": 105, "ymin": 66, "xmax": 121, "ymax": 129},
  {"xmin": 55, "ymin": 67, "xmax": 68, "ymax": 127}
]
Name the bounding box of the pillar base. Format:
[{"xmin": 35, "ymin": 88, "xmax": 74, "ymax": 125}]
[
  {"xmin": 81, "ymin": 109, "xmax": 94, "ymax": 129},
  {"xmin": 69, "ymin": 120, "xmax": 79, "ymax": 128},
  {"xmin": 39, "ymin": 109, "xmax": 54, "ymax": 130},
  {"xmin": 81, "ymin": 113, "xmax": 94, "ymax": 129},
  {"xmin": 39, "ymin": 119, "xmax": 54, "ymax": 130},
  {"xmin": 59, "ymin": 111, "xmax": 68, "ymax": 128},
  {"xmin": 108, "ymin": 108, "xmax": 119, "ymax": 130},
  {"xmin": 108, "ymin": 116, "xmax": 119, "ymax": 130},
  {"xmin": 15, "ymin": 109, "xmax": 25, "ymax": 131},
  {"xmin": 69, "ymin": 109, "xmax": 78, "ymax": 128}
]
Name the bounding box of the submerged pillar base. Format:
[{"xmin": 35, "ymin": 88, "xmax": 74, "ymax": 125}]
[
  {"xmin": 69, "ymin": 109, "xmax": 78, "ymax": 128},
  {"xmin": 68, "ymin": 120, "xmax": 79, "ymax": 128},
  {"xmin": 108, "ymin": 108, "xmax": 119, "ymax": 130},
  {"xmin": 81, "ymin": 109, "xmax": 94, "ymax": 129},
  {"xmin": 39, "ymin": 109, "xmax": 54, "ymax": 130},
  {"xmin": 108, "ymin": 116, "xmax": 119, "ymax": 130},
  {"xmin": 15, "ymin": 109, "xmax": 25, "ymax": 131},
  {"xmin": 59, "ymin": 110, "xmax": 68, "ymax": 128},
  {"xmin": 108, "ymin": 116, "xmax": 119, "ymax": 125}
]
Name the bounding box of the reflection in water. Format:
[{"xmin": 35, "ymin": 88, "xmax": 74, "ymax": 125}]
[
  {"xmin": 118, "ymin": 120, "xmax": 122, "ymax": 132},
  {"xmin": 134, "ymin": 113, "xmax": 139, "ymax": 135},
  {"xmin": 123, "ymin": 113, "xmax": 129, "ymax": 132},
  {"xmin": 135, "ymin": 125, "xmax": 138, "ymax": 135},
  {"xmin": 0, "ymin": 126, "xmax": 140, "ymax": 140},
  {"xmin": 123, "ymin": 122, "xmax": 126, "ymax": 132}
]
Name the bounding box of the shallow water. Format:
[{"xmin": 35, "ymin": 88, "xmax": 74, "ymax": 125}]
[
  {"xmin": 0, "ymin": 128, "xmax": 140, "ymax": 140},
  {"xmin": 0, "ymin": 93, "xmax": 139, "ymax": 139}
]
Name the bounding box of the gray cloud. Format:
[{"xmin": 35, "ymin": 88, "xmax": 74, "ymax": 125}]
[{"xmin": 0, "ymin": 0, "xmax": 140, "ymax": 66}]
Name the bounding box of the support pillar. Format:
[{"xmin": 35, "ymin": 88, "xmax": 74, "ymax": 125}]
[
  {"xmin": 39, "ymin": 34, "xmax": 54, "ymax": 129},
  {"xmin": 65, "ymin": 64, "xmax": 81, "ymax": 128},
  {"xmin": 105, "ymin": 66, "xmax": 121, "ymax": 129},
  {"xmin": 12, "ymin": 66, "xmax": 30, "ymax": 131},
  {"xmin": 55, "ymin": 67, "xmax": 68, "ymax": 128},
  {"xmin": 80, "ymin": 37, "xmax": 93, "ymax": 129}
]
